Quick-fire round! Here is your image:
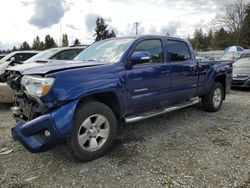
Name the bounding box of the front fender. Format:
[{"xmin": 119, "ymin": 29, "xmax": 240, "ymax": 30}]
[
  {"xmin": 60, "ymin": 78, "xmax": 124, "ymax": 100},
  {"xmin": 49, "ymin": 75, "xmax": 127, "ymax": 116},
  {"xmin": 51, "ymin": 99, "xmax": 80, "ymax": 136}
]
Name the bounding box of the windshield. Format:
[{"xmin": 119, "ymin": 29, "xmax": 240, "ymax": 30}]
[
  {"xmin": 234, "ymin": 58, "xmax": 250, "ymax": 67},
  {"xmin": 219, "ymin": 53, "xmax": 240, "ymax": 61},
  {"xmin": 23, "ymin": 48, "xmax": 59, "ymax": 63},
  {"xmin": 74, "ymin": 38, "xmax": 134, "ymax": 63}
]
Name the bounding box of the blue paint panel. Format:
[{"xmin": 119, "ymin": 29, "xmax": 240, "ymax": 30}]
[{"xmin": 51, "ymin": 100, "xmax": 79, "ymax": 136}]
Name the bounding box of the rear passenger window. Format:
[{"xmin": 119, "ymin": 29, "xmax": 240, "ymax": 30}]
[{"xmin": 167, "ymin": 40, "xmax": 191, "ymax": 62}]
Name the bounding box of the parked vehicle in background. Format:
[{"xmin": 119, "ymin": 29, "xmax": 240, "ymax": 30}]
[
  {"xmin": 224, "ymin": 46, "xmax": 245, "ymax": 53},
  {"xmin": 196, "ymin": 56, "xmax": 209, "ymax": 62},
  {"xmin": 0, "ymin": 53, "xmax": 8, "ymax": 60},
  {"xmin": 0, "ymin": 51, "xmax": 38, "ymax": 103},
  {"xmin": 24, "ymin": 46, "xmax": 87, "ymax": 64},
  {"xmin": 218, "ymin": 52, "xmax": 241, "ymax": 64},
  {"xmin": 0, "ymin": 47, "xmax": 87, "ymax": 103},
  {"xmin": 240, "ymin": 53, "xmax": 250, "ymax": 59},
  {"xmin": 0, "ymin": 51, "xmax": 39, "ymax": 64},
  {"xmin": 232, "ymin": 58, "xmax": 250, "ymax": 88},
  {"xmin": 5, "ymin": 35, "xmax": 232, "ymax": 161}
]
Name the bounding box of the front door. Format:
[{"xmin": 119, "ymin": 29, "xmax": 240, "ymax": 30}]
[{"xmin": 125, "ymin": 39, "xmax": 171, "ymax": 114}]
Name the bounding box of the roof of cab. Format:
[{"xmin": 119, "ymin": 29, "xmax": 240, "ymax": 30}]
[
  {"xmin": 98, "ymin": 35, "xmax": 189, "ymax": 43},
  {"xmin": 11, "ymin": 50, "xmax": 40, "ymax": 54}
]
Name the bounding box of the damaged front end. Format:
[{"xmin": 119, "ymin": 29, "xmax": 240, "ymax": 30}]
[
  {"xmin": 6, "ymin": 70, "xmax": 47, "ymax": 121},
  {"xmin": 6, "ymin": 70, "xmax": 79, "ymax": 152}
]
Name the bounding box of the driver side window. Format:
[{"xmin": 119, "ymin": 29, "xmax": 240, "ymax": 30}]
[
  {"xmin": 13, "ymin": 53, "xmax": 24, "ymax": 61},
  {"xmin": 133, "ymin": 39, "xmax": 164, "ymax": 64}
]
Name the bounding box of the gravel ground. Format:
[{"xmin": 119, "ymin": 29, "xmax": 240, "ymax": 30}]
[{"xmin": 0, "ymin": 90, "xmax": 250, "ymax": 188}]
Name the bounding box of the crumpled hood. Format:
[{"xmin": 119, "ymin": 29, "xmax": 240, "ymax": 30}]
[{"xmin": 6, "ymin": 60, "xmax": 108, "ymax": 75}]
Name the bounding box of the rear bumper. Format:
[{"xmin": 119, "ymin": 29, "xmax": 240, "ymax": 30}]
[
  {"xmin": 0, "ymin": 83, "xmax": 13, "ymax": 103},
  {"xmin": 11, "ymin": 100, "xmax": 79, "ymax": 153}
]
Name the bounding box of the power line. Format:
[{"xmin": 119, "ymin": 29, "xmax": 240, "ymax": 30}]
[
  {"xmin": 132, "ymin": 11, "xmax": 203, "ymax": 36},
  {"xmin": 138, "ymin": 10, "xmax": 202, "ymax": 23}
]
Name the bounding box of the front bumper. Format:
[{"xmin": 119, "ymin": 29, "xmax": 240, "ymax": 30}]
[
  {"xmin": 232, "ymin": 78, "xmax": 250, "ymax": 88},
  {"xmin": 11, "ymin": 100, "xmax": 79, "ymax": 153},
  {"xmin": 0, "ymin": 83, "xmax": 14, "ymax": 103}
]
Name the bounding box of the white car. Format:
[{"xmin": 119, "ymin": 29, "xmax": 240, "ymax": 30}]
[
  {"xmin": 0, "ymin": 51, "xmax": 39, "ymax": 64},
  {"xmin": 0, "ymin": 47, "xmax": 86, "ymax": 103}
]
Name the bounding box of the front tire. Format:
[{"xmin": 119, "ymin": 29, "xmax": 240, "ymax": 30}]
[
  {"xmin": 202, "ymin": 82, "xmax": 224, "ymax": 112},
  {"xmin": 68, "ymin": 101, "xmax": 117, "ymax": 162}
]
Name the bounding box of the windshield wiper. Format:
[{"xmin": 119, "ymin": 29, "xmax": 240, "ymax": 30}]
[
  {"xmin": 35, "ymin": 60, "xmax": 49, "ymax": 63},
  {"xmin": 84, "ymin": 59, "xmax": 96, "ymax": 62}
]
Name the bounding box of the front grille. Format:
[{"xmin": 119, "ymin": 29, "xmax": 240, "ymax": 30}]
[
  {"xmin": 233, "ymin": 74, "xmax": 249, "ymax": 80},
  {"xmin": 232, "ymin": 80, "xmax": 246, "ymax": 86}
]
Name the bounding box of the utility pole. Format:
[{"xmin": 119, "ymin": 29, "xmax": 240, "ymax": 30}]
[
  {"xmin": 135, "ymin": 22, "xmax": 140, "ymax": 35},
  {"xmin": 60, "ymin": 19, "xmax": 62, "ymax": 47}
]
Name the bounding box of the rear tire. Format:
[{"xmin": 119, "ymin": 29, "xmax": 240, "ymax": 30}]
[
  {"xmin": 68, "ymin": 101, "xmax": 117, "ymax": 162},
  {"xmin": 202, "ymin": 82, "xmax": 224, "ymax": 112}
]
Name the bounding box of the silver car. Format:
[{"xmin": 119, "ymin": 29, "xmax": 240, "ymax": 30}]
[{"xmin": 0, "ymin": 47, "xmax": 87, "ymax": 103}]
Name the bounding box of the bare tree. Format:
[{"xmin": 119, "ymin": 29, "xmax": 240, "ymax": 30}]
[{"xmin": 213, "ymin": 0, "xmax": 247, "ymax": 32}]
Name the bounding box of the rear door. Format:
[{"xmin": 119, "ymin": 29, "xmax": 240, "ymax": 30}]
[
  {"xmin": 126, "ymin": 38, "xmax": 172, "ymax": 114},
  {"xmin": 166, "ymin": 39, "xmax": 199, "ymax": 103}
]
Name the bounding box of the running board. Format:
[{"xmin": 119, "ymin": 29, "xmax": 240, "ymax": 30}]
[{"xmin": 125, "ymin": 98, "xmax": 200, "ymax": 123}]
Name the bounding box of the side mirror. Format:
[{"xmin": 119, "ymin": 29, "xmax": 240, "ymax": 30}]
[
  {"xmin": 10, "ymin": 57, "xmax": 15, "ymax": 62},
  {"xmin": 10, "ymin": 57, "xmax": 22, "ymax": 64},
  {"xmin": 129, "ymin": 51, "xmax": 151, "ymax": 66}
]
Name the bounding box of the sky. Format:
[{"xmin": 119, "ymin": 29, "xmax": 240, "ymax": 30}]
[{"xmin": 0, "ymin": 0, "xmax": 249, "ymax": 50}]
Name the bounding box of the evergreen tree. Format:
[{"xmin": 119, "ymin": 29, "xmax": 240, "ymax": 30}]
[
  {"xmin": 240, "ymin": 5, "xmax": 250, "ymax": 48},
  {"xmin": 73, "ymin": 39, "xmax": 81, "ymax": 46},
  {"xmin": 191, "ymin": 29, "xmax": 205, "ymax": 51},
  {"xmin": 62, "ymin": 34, "xmax": 69, "ymax": 47},
  {"xmin": 12, "ymin": 46, "xmax": 18, "ymax": 52},
  {"xmin": 32, "ymin": 36, "xmax": 41, "ymax": 50},
  {"xmin": 205, "ymin": 30, "xmax": 213, "ymax": 50},
  {"xmin": 94, "ymin": 17, "xmax": 116, "ymax": 41},
  {"xmin": 40, "ymin": 41, "xmax": 45, "ymax": 50},
  {"xmin": 20, "ymin": 41, "xmax": 31, "ymax": 50},
  {"xmin": 211, "ymin": 28, "xmax": 230, "ymax": 50},
  {"xmin": 44, "ymin": 35, "xmax": 57, "ymax": 49}
]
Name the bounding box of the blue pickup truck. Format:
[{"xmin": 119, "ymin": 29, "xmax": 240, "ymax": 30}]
[{"xmin": 6, "ymin": 35, "xmax": 232, "ymax": 161}]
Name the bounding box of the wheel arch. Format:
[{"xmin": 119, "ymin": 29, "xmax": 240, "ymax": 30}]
[
  {"xmin": 76, "ymin": 91, "xmax": 122, "ymax": 119},
  {"xmin": 214, "ymin": 74, "xmax": 226, "ymax": 100}
]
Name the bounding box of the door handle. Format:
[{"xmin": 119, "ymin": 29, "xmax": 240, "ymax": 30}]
[
  {"xmin": 161, "ymin": 70, "xmax": 170, "ymax": 74},
  {"xmin": 190, "ymin": 66, "xmax": 197, "ymax": 71}
]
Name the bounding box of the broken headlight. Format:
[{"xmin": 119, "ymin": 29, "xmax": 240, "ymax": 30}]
[{"xmin": 21, "ymin": 76, "xmax": 55, "ymax": 97}]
